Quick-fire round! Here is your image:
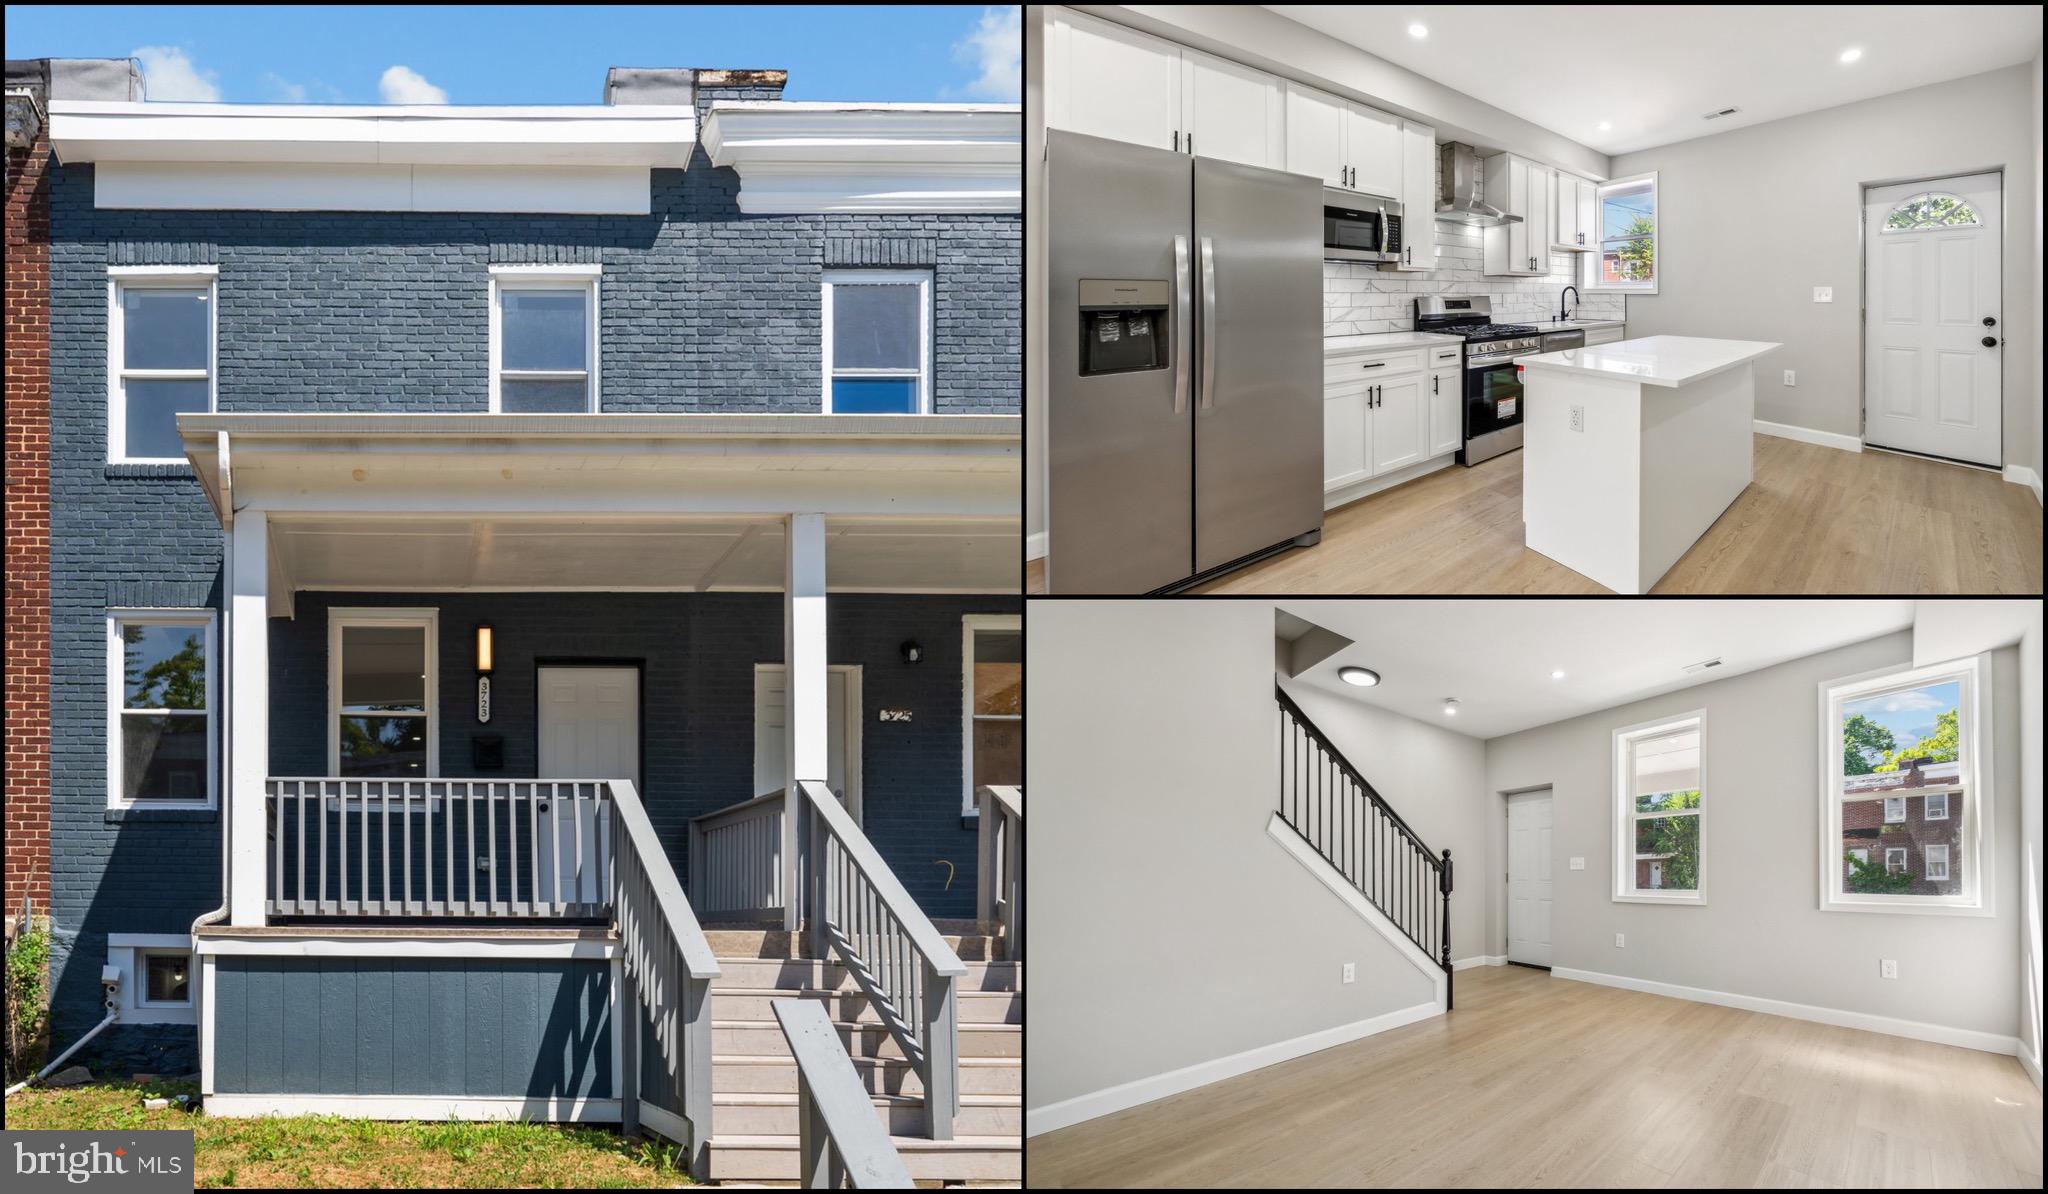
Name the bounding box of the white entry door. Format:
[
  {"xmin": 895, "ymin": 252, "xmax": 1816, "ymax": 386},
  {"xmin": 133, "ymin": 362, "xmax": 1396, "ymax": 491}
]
[
  {"xmin": 1863, "ymin": 172, "xmax": 2003, "ymax": 466},
  {"xmin": 538, "ymin": 666, "xmax": 638, "ymax": 905},
  {"xmin": 1507, "ymin": 789, "xmax": 1553, "ymax": 967},
  {"xmin": 753, "ymin": 665, "xmax": 862, "ymax": 822}
]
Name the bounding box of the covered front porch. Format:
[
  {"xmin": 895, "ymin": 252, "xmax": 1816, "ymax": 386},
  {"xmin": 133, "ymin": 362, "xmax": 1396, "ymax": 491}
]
[{"xmin": 176, "ymin": 412, "xmax": 1022, "ymax": 1178}]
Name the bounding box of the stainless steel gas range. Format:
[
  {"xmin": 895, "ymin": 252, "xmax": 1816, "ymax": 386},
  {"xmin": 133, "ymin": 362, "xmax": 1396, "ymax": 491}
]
[{"xmin": 1414, "ymin": 296, "xmax": 1543, "ymax": 466}]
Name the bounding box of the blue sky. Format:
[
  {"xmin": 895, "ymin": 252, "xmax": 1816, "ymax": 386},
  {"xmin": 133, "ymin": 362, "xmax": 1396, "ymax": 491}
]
[
  {"xmin": 2, "ymin": 5, "xmax": 1021, "ymax": 105},
  {"xmin": 1844, "ymin": 680, "xmax": 1959, "ymax": 752}
]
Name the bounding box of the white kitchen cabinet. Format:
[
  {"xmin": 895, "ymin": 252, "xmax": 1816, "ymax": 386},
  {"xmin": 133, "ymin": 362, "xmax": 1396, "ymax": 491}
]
[
  {"xmin": 1388, "ymin": 119, "xmax": 1436, "ymax": 271},
  {"xmin": 1324, "ymin": 380, "xmax": 1372, "ymax": 491},
  {"xmin": 1553, "ymin": 173, "xmax": 1596, "ymax": 252},
  {"xmin": 1583, "ymin": 323, "xmax": 1627, "ymax": 346},
  {"xmin": 1284, "ymin": 81, "xmax": 1347, "ymax": 190},
  {"xmin": 1428, "ymin": 345, "xmax": 1463, "ymax": 457},
  {"xmin": 1347, "ymin": 105, "xmax": 1402, "ymax": 198},
  {"xmin": 1324, "ymin": 344, "xmax": 1460, "ymax": 498},
  {"xmin": 1044, "ymin": 7, "xmax": 1180, "ymax": 152},
  {"xmin": 1368, "ymin": 374, "xmax": 1428, "ymax": 475},
  {"xmin": 1482, "ymin": 153, "xmax": 1551, "ymax": 276},
  {"xmin": 1180, "ymin": 46, "xmax": 1285, "ymax": 169}
]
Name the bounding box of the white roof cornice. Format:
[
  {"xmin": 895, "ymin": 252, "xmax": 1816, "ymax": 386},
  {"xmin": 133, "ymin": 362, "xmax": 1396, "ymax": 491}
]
[{"xmin": 702, "ymin": 102, "xmax": 1021, "ymax": 214}]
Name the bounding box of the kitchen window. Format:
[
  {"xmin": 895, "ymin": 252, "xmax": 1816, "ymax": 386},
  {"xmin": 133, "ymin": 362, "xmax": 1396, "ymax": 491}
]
[
  {"xmin": 823, "ymin": 271, "xmax": 931, "ymax": 414},
  {"xmin": 1820, "ymin": 654, "xmax": 1989, "ymax": 915},
  {"xmin": 962, "ymin": 614, "xmax": 1021, "ymax": 816},
  {"xmin": 328, "ymin": 609, "xmax": 439, "ymax": 777},
  {"xmin": 1612, "ymin": 711, "xmax": 1704, "ymax": 903},
  {"xmin": 108, "ymin": 266, "xmax": 217, "ymax": 463},
  {"xmin": 1586, "ymin": 172, "xmax": 1658, "ymax": 295},
  {"xmin": 489, "ymin": 265, "xmax": 600, "ymax": 413},
  {"xmin": 108, "ymin": 610, "xmax": 217, "ymax": 809}
]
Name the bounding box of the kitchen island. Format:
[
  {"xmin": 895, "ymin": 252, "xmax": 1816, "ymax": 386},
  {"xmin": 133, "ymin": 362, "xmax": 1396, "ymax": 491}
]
[{"xmin": 1516, "ymin": 335, "xmax": 1780, "ymax": 594}]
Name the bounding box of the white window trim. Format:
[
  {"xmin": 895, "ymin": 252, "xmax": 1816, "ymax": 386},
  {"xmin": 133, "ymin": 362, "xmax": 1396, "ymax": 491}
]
[
  {"xmin": 1817, "ymin": 653, "xmax": 1992, "ymax": 916},
  {"xmin": 1884, "ymin": 795, "xmax": 1907, "ymax": 823},
  {"xmin": 1925, "ymin": 792, "xmax": 1949, "ymax": 820},
  {"xmin": 1925, "ymin": 843, "xmax": 1950, "ymax": 881},
  {"xmin": 1584, "ymin": 170, "xmax": 1659, "ymax": 295},
  {"xmin": 960, "ymin": 613, "xmax": 1022, "ymax": 817},
  {"xmin": 107, "ymin": 265, "xmax": 219, "ymax": 464},
  {"xmin": 107, "ymin": 609, "xmax": 218, "ymax": 810},
  {"xmin": 1611, "ymin": 709, "xmax": 1705, "ymax": 905},
  {"xmin": 327, "ymin": 607, "xmax": 440, "ymax": 777},
  {"xmin": 1885, "ymin": 846, "xmax": 1908, "ymax": 875},
  {"xmin": 821, "ymin": 269, "xmax": 933, "ymax": 414},
  {"xmin": 487, "ymin": 264, "xmax": 602, "ymax": 413},
  {"xmin": 107, "ymin": 934, "xmax": 197, "ymax": 1025},
  {"xmin": 1849, "ymin": 848, "xmax": 1870, "ymax": 866}
]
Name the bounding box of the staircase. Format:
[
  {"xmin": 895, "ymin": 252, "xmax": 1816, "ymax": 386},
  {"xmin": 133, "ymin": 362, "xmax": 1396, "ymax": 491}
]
[{"xmin": 703, "ymin": 926, "xmax": 1022, "ymax": 1183}]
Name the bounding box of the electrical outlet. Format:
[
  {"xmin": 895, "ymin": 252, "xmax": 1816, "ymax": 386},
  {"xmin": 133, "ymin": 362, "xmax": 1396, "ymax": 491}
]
[
  {"xmin": 1342, "ymin": 962, "xmax": 1356, "ymax": 984},
  {"xmin": 1813, "ymin": 286, "xmax": 1833, "ymax": 303},
  {"xmin": 1569, "ymin": 857, "xmax": 1585, "ymax": 870},
  {"xmin": 1880, "ymin": 959, "xmax": 1898, "ymax": 979},
  {"xmin": 1614, "ymin": 933, "xmax": 1625, "ymax": 948},
  {"xmin": 1783, "ymin": 369, "xmax": 1796, "ymax": 386},
  {"xmin": 1569, "ymin": 405, "xmax": 1585, "ymax": 432}
]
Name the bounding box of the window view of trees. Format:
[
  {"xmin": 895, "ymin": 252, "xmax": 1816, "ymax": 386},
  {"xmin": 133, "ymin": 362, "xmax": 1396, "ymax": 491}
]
[
  {"xmin": 1598, "ymin": 179, "xmax": 1655, "ymax": 286},
  {"xmin": 1883, "ymin": 193, "xmax": 1979, "ymax": 232},
  {"xmin": 1634, "ymin": 789, "xmax": 1700, "ymax": 890},
  {"xmin": 1837, "ymin": 680, "xmax": 1964, "ymax": 897}
]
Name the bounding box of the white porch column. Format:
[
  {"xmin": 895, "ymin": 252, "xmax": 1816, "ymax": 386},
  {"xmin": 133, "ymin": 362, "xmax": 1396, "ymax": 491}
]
[
  {"xmin": 783, "ymin": 512, "xmax": 829, "ymax": 933},
  {"xmin": 228, "ymin": 509, "xmax": 271, "ymax": 926}
]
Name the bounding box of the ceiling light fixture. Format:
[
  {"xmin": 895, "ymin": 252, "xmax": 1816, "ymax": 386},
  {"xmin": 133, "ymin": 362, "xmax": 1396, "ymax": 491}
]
[
  {"xmin": 1339, "ymin": 666, "xmax": 1381, "ymax": 688},
  {"xmin": 1551, "ymin": 669, "xmax": 1566, "ymax": 680},
  {"xmin": 1597, "ymin": 121, "xmax": 1612, "ymax": 132},
  {"xmin": 1442, "ymin": 698, "xmax": 1459, "ymax": 716},
  {"xmin": 1839, "ymin": 47, "xmax": 1863, "ymax": 64},
  {"xmin": 1407, "ymin": 23, "xmax": 1429, "ymax": 39}
]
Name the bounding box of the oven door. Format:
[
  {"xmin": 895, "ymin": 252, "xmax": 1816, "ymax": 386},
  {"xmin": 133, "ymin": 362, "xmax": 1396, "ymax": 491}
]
[
  {"xmin": 1323, "ymin": 200, "xmax": 1391, "ymax": 263},
  {"xmin": 1460, "ymin": 357, "xmax": 1525, "ymax": 465}
]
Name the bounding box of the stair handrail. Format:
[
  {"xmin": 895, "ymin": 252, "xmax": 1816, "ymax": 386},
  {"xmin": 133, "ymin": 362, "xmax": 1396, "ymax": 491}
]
[
  {"xmin": 798, "ymin": 779, "xmax": 966, "ymax": 1141},
  {"xmin": 771, "ymin": 998, "xmax": 916, "ymax": 1189},
  {"xmin": 975, "ymin": 785, "xmax": 1023, "ymax": 960},
  {"xmin": 610, "ymin": 778, "xmax": 721, "ymax": 1180},
  {"xmin": 1275, "ymin": 686, "xmax": 1445, "ymax": 868}
]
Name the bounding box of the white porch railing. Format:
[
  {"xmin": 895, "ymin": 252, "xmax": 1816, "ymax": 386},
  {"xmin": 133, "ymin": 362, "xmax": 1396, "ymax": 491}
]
[{"xmin": 975, "ymin": 785, "xmax": 1022, "ymax": 961}]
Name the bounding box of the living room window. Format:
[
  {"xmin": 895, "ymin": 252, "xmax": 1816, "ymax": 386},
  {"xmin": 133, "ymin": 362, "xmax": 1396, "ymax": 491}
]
[
  {"xmin": 962, "ymin": 614, "xmax": 1021, "ymax": 816},
  {"xmin": 1820, "ymin": 654, "xmax": 1988, "ymax": 915},
  {"xmin": 1612, "ymin": 711, "xmax": 1703, "ymax": 904},
  {"xmin": 328, "ymin": 609, "xmax": 439, "ymax": 777},
  {"xmin": 489, "ymin": 265, "xmax": 600, "ymax": 412},
  {"xmin": 108, "ymin": 266, "xmax": 218, "ymax": 463},
  {"xmin": 108, "ymin": 610, "xmax": 217, "ymax": 809},
  {"xmin": 823, "ymin": 270, "xmax": 931, "ymax": 413}
]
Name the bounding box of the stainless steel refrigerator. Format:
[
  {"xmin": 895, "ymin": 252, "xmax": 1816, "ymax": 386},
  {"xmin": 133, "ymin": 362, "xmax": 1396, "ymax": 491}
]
[{"xmin": 1046, "ymin": 129, "xmax": 1323, "ymax": 594}]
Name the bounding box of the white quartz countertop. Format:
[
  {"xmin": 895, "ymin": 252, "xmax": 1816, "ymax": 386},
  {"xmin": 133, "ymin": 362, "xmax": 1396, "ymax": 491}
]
[
  {"xmin": 1524, "ymin": 318, "xmax": 1625, "ymax": 334},
  {"xmin": 1514, "ymin": 335, "xmax": 1781, "ymax": 388},
  {"xmin": 1325, "ymin": 331, "xmax": 1465, "ymax": 354}
]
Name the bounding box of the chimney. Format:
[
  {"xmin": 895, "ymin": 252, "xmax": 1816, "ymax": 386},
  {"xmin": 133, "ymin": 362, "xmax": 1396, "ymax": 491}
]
[
  {"xmin": 1900, "ymin": 757, "xmax": 1930, "ymax": 787},
  {"xmin": 603, "ymin": 67, "xmax": 696, "ymax": 106}
]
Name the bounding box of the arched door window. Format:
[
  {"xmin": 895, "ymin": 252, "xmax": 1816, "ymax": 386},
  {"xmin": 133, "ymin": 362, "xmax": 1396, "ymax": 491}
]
[{"xmin": 1882, "ymin": 192, "xmax": 1981, "ymax": 233}]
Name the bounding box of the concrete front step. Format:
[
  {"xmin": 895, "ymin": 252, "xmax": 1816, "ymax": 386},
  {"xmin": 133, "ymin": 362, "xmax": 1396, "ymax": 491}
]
[
  {"xmin": 714, "ymin": 1020, "xmax": 1020, "ymax": 1061},
  {"xmin": 711, "ymin": 956, "xmax": 1021, "ymax": 994},
  {"xmin": 703, "ymin": 928, "xmax": 1008, "ymax": 961},
  {"xmin": 712, "ymin": 1091, "xmax": 1021, "ymax": 1137},
  {"xmin": 712, "ymin": 1053, "xmax": 1021, "ymax": 1097},
  {"xmin": 716, "ymin": 987, "xmax": 1021, "ymax": 1025},
  {"xmin": 707, "ymin": 1133, "xmax": 1020, "ymax": 1183}
]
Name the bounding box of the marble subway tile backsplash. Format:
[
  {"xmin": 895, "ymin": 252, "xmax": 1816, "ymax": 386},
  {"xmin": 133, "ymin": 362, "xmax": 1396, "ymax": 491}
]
[{"xmin": 1325, "ymin": 215, "xmax": 1625, "ymax": 337}]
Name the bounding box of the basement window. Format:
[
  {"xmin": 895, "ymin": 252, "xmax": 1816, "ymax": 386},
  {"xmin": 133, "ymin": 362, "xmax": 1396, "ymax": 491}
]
[
  {"xmin": 141, "ymin": 950, "xmax": 193, "ymax": 1006},
  {"xmin": 489, "ymin": 265, "xmax": 600, "ymax": 413},
  {"xmin": 1821, "ymin": 655, "xmax": 1988, "ymax": 915},
  {"xmin": 1612, "ymin": 712, "xmax": 1703, "ymax": 904}
]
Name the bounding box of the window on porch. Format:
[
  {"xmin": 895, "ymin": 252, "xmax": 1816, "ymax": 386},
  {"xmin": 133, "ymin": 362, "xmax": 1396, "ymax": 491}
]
[
  {"xmin": 328, "ymin": 610, "xmax": 440, "ymax": 777},
  {"xmin": 964, "ymin": 616, "xmax": 1021, "ymax": 816}
]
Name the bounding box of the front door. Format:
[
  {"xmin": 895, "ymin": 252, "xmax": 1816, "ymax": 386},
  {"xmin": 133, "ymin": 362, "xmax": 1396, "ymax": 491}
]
[
  {"xmin": 537, "ymin": 665, "xmax": 639, "ymax": 906},
  {"xmin": 1507, "ymin": 789, "xmax": 1554, "ymax": 968},
  {"xmin": 1862, "ymin": 171, "xmax": 2003, "ymax": 467},
  {"xmin": 753, "ymin": 665, "xmax": 861, "ymax": 822}
]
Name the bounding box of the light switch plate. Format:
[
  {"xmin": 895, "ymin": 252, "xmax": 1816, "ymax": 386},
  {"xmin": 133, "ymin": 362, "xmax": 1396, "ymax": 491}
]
[
  {"xmin": 1813, "ymin": 286, "xmax": 1833, "ymax": 303},
  {"xmin": 1569, "ymin": 857, "xmax": 1585, "ymax": 870},
  {"xmin": 1783, "ymin": 370, "xmax": 1796, "ymax": 386},
  {"xmin": 1614, "ymin": 933, "xmax": 1626, "ymax": 948},
  {"xmin": 1342, "ymin": 962, "xmax": 1356, "ymax": 984}
]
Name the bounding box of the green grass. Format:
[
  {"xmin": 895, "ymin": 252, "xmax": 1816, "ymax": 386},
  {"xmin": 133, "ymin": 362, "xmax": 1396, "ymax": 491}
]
[{"xmin": 4, "ymin": 1079, "xmax": 689, "ymax": 1188}]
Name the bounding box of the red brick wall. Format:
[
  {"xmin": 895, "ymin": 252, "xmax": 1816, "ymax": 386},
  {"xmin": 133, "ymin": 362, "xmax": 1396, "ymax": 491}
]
[{"xmin": 5, "ymin": 127, "xmax": 53, "ymax": 917}]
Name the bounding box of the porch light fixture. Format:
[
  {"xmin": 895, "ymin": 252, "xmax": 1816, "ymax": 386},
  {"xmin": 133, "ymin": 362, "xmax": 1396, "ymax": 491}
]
[
  {"xmin": 475, "ymin": 624, "xmax": 494, "ymax": 675},
  {"xmin": 1338, "ymin": 666, "xmax": 1380, "ymax": 687},
  {"xmin": 900, "ymin": 640, "xmax": 923, "ymax": 664}
]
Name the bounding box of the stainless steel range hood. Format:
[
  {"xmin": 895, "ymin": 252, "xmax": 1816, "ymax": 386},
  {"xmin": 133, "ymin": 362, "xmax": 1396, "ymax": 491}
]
[{"xmin": 1435, "ymin": 141, "xmax": 1521, "ymax": 226}]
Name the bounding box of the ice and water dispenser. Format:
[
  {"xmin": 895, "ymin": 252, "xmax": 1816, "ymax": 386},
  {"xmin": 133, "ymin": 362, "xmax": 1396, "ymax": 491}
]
[{"xmin": 1077, "ymin": 279, "xmax": 1169, "ymax": 376}]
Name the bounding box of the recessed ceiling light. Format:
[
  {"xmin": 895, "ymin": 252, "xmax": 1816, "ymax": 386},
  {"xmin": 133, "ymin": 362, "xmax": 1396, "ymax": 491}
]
[
  {"xmin": 1597, "ymin": 122, "xmax": 1612, "ymax": 132},
  {"xmin": 1442, "ymin": 698, "xmax": 1459, "ymax": 716},
  {"xmin": 1338, "ymin": 666, "xmax": 1380, "ymax": 688},
  {"xmin": 1408, "ymin": 23, "xmax": 1429, "ymax": 39},
  {"xmin": 1551, "ymin": 669, "xmax": 1566, "ymax": 680},
  {"xmin": 1838, "ymin": 47, "xmax": 1863, "ymax": 64}
]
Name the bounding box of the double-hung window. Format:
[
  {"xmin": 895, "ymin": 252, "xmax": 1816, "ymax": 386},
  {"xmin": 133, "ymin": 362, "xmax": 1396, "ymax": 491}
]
[
  {"xmin": 328, "ymin": 609, "xmax": 439, "ymax": 777},
  {"xmin": 961, "ymin": 615, "xmax": 1021, "ymax": 816},
  {"xmin": 1585, "ymin": 172, "xmax": 1658, "ymax": 294},
  {"xmin": 108, "ymin": 610, "xmax": 216, "ymax": 809},
  {"xmin": 1821, "ymin": 653, "xmax": 1989, "ymax": 914},
  {"xmin": 108, "ymin": 266, "xmax": 217, "ymax": 462},
  {"xmin": 823, "ymin": 271, "xmax": 931, "ymax": 413},
  {"xmin": 489, "ymin": 265, "xmax": 600, "ymax": 412},
  {"xmin": 1613, "ymin": 712, "xmax": 1703, "ymax": 903}
]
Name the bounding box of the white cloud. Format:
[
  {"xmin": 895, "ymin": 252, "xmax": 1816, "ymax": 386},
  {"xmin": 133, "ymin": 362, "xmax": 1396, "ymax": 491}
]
[
  {"xmin": 378, "ymin": 65, "xmax": 447, "ymax": 105},
  {"xmin": 262, "ymin": 72, "xmax": 308, "ymax": 103},
  {"xmin": 130, "ymin": 46, "xmax": 221, "ymax": 102},
  {"xmin": 946, "ymin": 6, "xmax": 1021, "ymax": 102},
  {"xmin": 1852, "ymin": 689, "xmax": 1950, "ymax": 715}
]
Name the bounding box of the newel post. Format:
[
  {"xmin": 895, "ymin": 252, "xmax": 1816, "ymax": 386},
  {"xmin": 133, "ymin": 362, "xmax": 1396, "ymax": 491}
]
[
  {"xmin": 1440, "ymin": 847, "xmax": 1453, "ymax": 1011},
  {"xmin": 920, "ymin": 962, "xmax": 958, "ymax": 1141}
]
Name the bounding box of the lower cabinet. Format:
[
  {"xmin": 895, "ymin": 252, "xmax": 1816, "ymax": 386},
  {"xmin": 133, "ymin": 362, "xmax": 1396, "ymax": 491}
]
[
  {"xmin": 1324, "ymin": 380, "xmax": 1372, "ymax": 491},
  {"xmin": 1583, "ymin": 323, "xmax": 1627, "ymax": 346},
  {"xmin": 1324, "ymin": 346, "xmax": 1462, "ymax": 497},
  {"xmin": 1369, "ymin": 375, "xmax": 1427, "ymax": 475},
  {"xmin": 1429, "ymin": 365, "xmax": 1462, "ymax": 457}
]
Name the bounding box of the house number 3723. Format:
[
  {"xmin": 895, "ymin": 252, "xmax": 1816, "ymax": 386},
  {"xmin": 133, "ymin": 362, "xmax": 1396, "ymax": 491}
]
[{"xmin": 478, "ymin": 676, "xmax": 492, "ymax": 723}]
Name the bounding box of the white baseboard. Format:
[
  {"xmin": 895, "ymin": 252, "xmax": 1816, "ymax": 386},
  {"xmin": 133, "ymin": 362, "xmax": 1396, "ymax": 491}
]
[
  {"xmin": 1325, "ymin": 453, "xmax": 1455, "ymax": 512},
  {"xmin": 1550, "ymin": 966, "xmax": 2024, "ymax": 1056},
  {"xmin": 1026, "ymin": 531, "xmax": 1047, "ymax": 562},
  {"xmin": 1754, "ymin": 419, "xmax": 1862, "ymax": 453},
  {"xmin": 1452, "ymin": 954, "xmax": 1506, "ymax": 971},
  {"xmin": 1266, "ymin": 814, "xmax": 1447, "ymax": 1007},
  {"xmin": 202, "ymin": 1094, "xmax": 622, "ymax": 1121},
  {"xmin": 2021, "ymin": 1049, "xmax": 2043, "ymax": 1091},
  {"xmin": 2003, "ymin": 465, "xmax": 2043, "ymax": 506},
  {"xmin": 1024, "ymin": 998, "xmax": 1440, "ymax": 1137}
]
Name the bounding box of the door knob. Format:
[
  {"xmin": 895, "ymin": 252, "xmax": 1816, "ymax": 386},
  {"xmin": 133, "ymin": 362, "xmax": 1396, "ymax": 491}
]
[
  {"xmin": 1981, "ymin": 336, "xmax": 1997, "ymax": 348},
  {"xmin": 1982, "ymin": 316, "xmax": 1996, "ymax": 327}
]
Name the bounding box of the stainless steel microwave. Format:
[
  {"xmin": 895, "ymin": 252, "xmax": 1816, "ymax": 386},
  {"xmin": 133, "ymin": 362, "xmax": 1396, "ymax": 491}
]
[{"xmin": 1323, "ymin": 190, "xmax": 1402, "ymax": 264}]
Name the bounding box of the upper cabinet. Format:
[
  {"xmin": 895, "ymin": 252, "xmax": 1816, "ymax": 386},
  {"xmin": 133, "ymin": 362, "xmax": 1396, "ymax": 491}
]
[
  {"xmin": 1046, "ymin": 7, "xmax": 1282, "ymax": 169},
  {"xmin": 1552, "ymin": 173, "xmax": 1597, "ymax": 252},
  {"xmin": 1347, "ymin": 105, "xmax": 1402, "ymax": 198},
  {"xmin": 1388, "ymin": 119, "xmax": 1436, "ymax": 272},
  {"xmin": 1482, "ymin": 153, "xmax": 1552, "ymax": 277},
  {"xmin": 1283, "ymin": 80, "xmax": 1403, "ymax": 199}
]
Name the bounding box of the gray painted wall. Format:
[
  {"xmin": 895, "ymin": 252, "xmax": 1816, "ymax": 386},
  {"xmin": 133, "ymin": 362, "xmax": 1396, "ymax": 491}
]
[
  {"xmin": 1026, "ymin": 600, "xmax": 1435, "ymax": 1113},
  {"xmin": 1484, "ymin": 630, "xmax": 2022, "ymax": 1040},
  {"xmin": 1610, "ymin": 65, "xmax": 2038, "ymax": 459},
  {"xmin": 211, "ymin": 957, "xmax": 613, "ymax": 1097},
  {"xmin": 2020, "ymin": 612, "xmax": 2043, "ymax": 1066}
]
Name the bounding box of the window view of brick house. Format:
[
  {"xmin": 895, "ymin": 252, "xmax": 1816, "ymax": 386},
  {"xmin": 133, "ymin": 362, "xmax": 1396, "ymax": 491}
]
[{"xmin": 1841, "ymin": 759, "xmax": 1963, "ymax": 896}]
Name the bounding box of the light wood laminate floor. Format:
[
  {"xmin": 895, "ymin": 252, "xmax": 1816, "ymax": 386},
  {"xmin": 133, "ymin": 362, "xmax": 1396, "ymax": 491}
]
[
  {"xmin": 1026, "ymin": 964, "xmax": 2043, "ymax": 1188},
  {"xmin": 1023, "ymin": 435, "xmax": 2043, "ymax": 595}
]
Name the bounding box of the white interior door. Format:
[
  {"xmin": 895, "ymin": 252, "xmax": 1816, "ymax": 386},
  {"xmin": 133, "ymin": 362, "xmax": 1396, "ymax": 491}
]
[
  {"xmin": 538, "ymin": 666, "xmax": 638, "ymax": 904},
  {"xmin": 1507, "ymin": 789, "xmax": 1554, "ymax": 967},
  {"xmin": 754, "ymin": 666, "xmax": 861, "ymax": 821},
  {"xmin": 1863, "ymin": 171, "xmax": 2003, "ymax": 466}
]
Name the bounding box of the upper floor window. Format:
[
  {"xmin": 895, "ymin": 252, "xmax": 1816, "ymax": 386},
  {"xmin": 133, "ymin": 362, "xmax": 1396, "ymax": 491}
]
[
  {"xmin": 1821, "ymin": 654, "xmax": 1989, "ymax": 915},
  {"xmin": 823, "ymin": 271, "xmax": 931, "ymax": 414},
  {"xmin": 108, "ymin": 609, "xmax": 216, "ymax": 809},
  {"xmin": 1586, "ymin": 172, "xmax": 1658, "ymax": 295},
  {"xmin": 1612, "ymin": 711, "xmax": 1703, "ymax": 904},
  {"xmin": 108, "ymin": 266, "xmax": 217, "ymax": 463},
  {"xmin": 489, "ymin": 265, "xmax": 600, "ymax": 413}
]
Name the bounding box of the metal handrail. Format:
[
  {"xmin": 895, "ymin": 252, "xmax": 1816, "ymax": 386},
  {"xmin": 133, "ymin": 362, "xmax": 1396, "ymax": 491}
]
[{"xmin": 772, "ymin": 999, "xmax": 914, "ymax": 1189}]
